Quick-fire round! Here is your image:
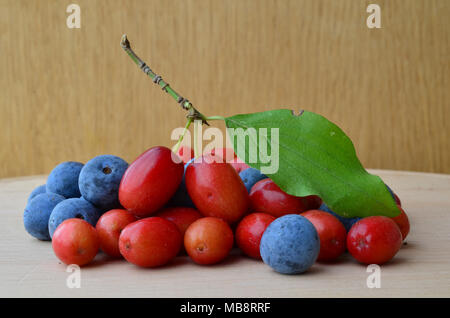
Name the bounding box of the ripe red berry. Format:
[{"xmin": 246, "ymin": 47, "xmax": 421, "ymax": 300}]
[
  {"xmin": 176, "ymin": 145, "xmax": 194, "ymax": 164},
  {"xmin": 52, "ymin": 218, "xmax": 99, "ymax": 266},
  {"xmin": 301, "ymin": 195, "xmax": 323, "ymax": 210},
  {"xmin": 156, "ymin": 207, "xmax": 202, "ymax": 236},
  {"xmin": 235, "ymin": 213, "xmax": 275, "ymax": 259},
  {"xmin": 249, "ymin": 179, "xmax": 307, "ymax": 217},
  {"xmin": 391, "ymin": 206, "xmax": 410, "ymax": 240},
  {"xmin": 207, "ymin": 147, "xmax": 236, "ymax": 162},
  {"xmin": 347, "ymin": 216, "xmax": 402, "ymax": 265},
  {"xmin": 301, "ymin": 210, "xmax": 347, "ymax": 261},
  {"xmin": 184, "ymin": 217, "xmax": 234, "ymax": 265},
  {"xmin": 206, "ymin": 148, "xmax": 250, "ymax": 173},
  {"xmin": 229, "ymin": 158, "xmax": 250, "ymax": 174},
  {"xmin": 95, "ymin": 209, "xmax": 137, "ymax": 258},
  {"xmin": 119, "ymin": 217, "xmax": 182, "ymax": 268},
  {"xmin": 185, "ymin": 155, "xmax": 249, "ymax": 223},
  {"xmin": 119, "ymin": 146, "xmax": 184, "ymax": 218}
]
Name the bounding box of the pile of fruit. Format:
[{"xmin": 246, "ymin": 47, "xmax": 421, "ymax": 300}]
[{"xmin": 23, "ymin": 145, "xmax": 410, "ymax": 274}]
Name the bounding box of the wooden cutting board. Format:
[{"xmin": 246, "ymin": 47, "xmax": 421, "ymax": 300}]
[{"xmin": 0, "ymin": 169, "xmax": 449, "ymax": 297}]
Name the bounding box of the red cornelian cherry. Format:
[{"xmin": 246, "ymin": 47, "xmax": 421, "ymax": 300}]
[
  {"xmin": 96, "ymin": 209, "xmax": 137, "ymax": 258},
  {"xmin": 391, "ymin": 206, "xmax": 410, "ymax": 240},
  {"xmin": 184, "ymin": 217, "xmax": 234, "ymax": 265},
  {"xmin": 156, "ymin": 206, "xmax": 202, "ymax": 237},
  {"xmin": 119, "ymin": 217, "xmax": 182, "ymax": 268},
  {"xmin": 176, "ymin": 145, "xmax": 194, "ymax": 164},
  {"xmin": 52, "ymin": 218, "xmax": 99, "ymax": 266},
  {"xmin": 302, "ymin": 210, "xmax": 347, "ymax": 261},
  {"xmin": 185, "ymin": 155, "xmax": 249, "ymax": 223},
  {"xmin": 301, "ymin": 195, "xmax": 323, "ymax": 210},
  {"xmin": 347, "ymin": 216, "xmax": 402, "ymax": 265},
  {"xmin": 119, "ymin": 146, "xmax": 184, "ymax": 218},
  {"xmin": 206, "ymin": 148, "xmax": 250, "ymax": 173},
  {"xmin": 249, "ymin": 178, "xmax": 307, "ymax": 217},
  {"xmin": 235, "ymin": 212, "xmax": 275, "ymax": 259}
]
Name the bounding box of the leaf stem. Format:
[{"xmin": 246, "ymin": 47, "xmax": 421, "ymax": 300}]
[
  {"xmin": 193, "ymin": 120, "xmax": 202, "ymax": 158},
  {"xmin": 206, "ymin": 115, "xmax": 226, "ymax": 121},
  {"xmin": 172, "ymin": 117, "xmax": 193, "ymax": 154},
  {"xmin": 120, "ymin": 34, "xmax": 209, "ymax": 125}
]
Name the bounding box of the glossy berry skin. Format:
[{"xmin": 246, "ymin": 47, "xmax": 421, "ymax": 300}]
[
  {"xmin": 207, "ymin": 147, "xmax": 236, "ymax": 162},
  {"xmin": 48, "ymin": 198, "xmax": 101, "ymax": 238},
  {"xmin": 260, "ymin": 214, "xmax": 320, "ymax": 274},
  {"xmin": 184, "ymin": 217, "xmax": 234, "ymax": 265},
  {"xmin": 176, "ymin": 145, "xmax": 194, "ymax": 164},
  {"xmin": 27, "ymin": 184, "xmax": 47, "ymax": 203},
  {"xmin": 156, "ymin": 207, "xmax": 202, "ymax": 236},
  {"xmin": 78, "ymin": 155, "xmax": 128, "ymax": 210},
  {"xmin": 391, "ymin": 206, "xmax": 410, "ymax": 240},
  {"xmin": 119, "ymin": 217, "xmax": 182, "ymax": 268},
  {"xmin": 249, "ymin": 179, "xmax": 307, "ymax": 218},
  {"xmin": 52, "ymin": 218, "xmax": 99, "ymax": 266},
  {"xmin": 207, "ymin": 148, "xmax": 250, "ymax": 173},
  {"xmin": 239, "ymin": 168, "xmax": 267, "ymax": 193},
  {"xmin": 47, "ymin": 161, "xmax": 84, "ymax": 198},
  {"xmin": 347, "ymin": 216, "xmax": 402, "ymax": 265},
  {"xmin": 319, "ymin": 202, "xmax": 361, "ymax": 232},
  {"xmin": 301, "ymin": 210, "xmax": 347, "ymax": 261},
  {"xmin": 95, "ymin": 209, "xmax": 137, "ymax": 258},
  {"xmin": 185, "ymin": 155, "xmax": 249, "ymax": 223},
  {"xmin": 229, "ymin": 158, "xmax": 250, "ymax": 174},
  {"xmin": 119, "ymin": 146, "xmax": 184, "ymax": 218},
  {"xmin": 235, "ymin": 213, "xmax": 275, "ymax": 259},
  {"xmin": 24, "ymin": 193, "xmax": 65, "ymax": 241},
  {"xmin": 301, "ymin": 195, "xmax": 323, "ymax": 210}
]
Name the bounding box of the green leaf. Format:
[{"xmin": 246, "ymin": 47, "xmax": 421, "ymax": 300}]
[{"xmin": 225, "ymin": 109, "xmax": 401, "ymax": 218}]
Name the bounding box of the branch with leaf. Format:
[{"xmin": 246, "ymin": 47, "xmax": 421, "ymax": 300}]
[{"xmin": 120, "ymin": 35, "xmax": 401, "ymax": 218}]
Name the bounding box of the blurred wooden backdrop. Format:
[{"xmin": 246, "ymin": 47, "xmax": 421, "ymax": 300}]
[{"xmin": 0, "ymin": 0, "xmax": 449, "ymax": 178}]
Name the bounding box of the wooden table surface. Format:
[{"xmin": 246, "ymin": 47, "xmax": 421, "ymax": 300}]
[{"xmin": 1, "ymin": 170, "xmax": 449, "ymax": 298}]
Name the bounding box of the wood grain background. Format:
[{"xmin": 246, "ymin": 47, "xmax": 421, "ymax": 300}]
[{"xmin": 0, "ymin": 0, "xmax": 449, "ymax": 178}]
